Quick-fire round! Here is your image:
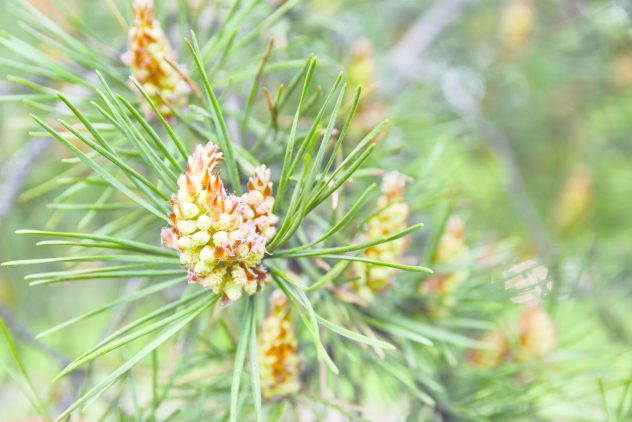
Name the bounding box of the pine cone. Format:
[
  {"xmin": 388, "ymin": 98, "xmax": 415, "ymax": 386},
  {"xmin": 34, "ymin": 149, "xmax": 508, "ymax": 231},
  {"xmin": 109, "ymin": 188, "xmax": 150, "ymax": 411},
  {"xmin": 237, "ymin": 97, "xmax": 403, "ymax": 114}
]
[
  {"xmin": 162, "ymin": 142, "xmax": 277, "ymax": 305},
  {"xmin": 123, "ymin": 0, "xmax": 190, "ymax": 117}
]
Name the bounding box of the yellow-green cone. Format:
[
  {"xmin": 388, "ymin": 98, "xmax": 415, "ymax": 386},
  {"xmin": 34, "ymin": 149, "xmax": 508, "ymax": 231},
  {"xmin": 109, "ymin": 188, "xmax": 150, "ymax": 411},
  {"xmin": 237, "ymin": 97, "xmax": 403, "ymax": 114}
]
[
  {"xmin": 257, "ymin": 291, "xmax": 301, "ymax": 400},
  {"xmin": 350, "ymin": 172, "xmax": 410, "ymax": 301},
  {"xmin": 123, "ymin": 0, "xmax": 190, "ymax": 117},
  {"xmin": 162, "ymin": 141, "xmax": 278, "ymax": 305}
]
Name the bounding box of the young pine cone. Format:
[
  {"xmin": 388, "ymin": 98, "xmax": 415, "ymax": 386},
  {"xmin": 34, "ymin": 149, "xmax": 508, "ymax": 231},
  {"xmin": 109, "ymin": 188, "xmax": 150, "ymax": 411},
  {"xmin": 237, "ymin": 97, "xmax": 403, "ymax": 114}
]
[
  {"xmin": 161, "ymin": 142, "xmax": 278, "ymax": 305},
  {"xmin": 258, "ymin": 291, "xmax": 301, "ymax": 400},
  {"xmin": 350, "ymin": 172, "xmax": 410, "ymax": 300},
  {"xmin": 422, "ymin": 216, "xmax": 470, "ymax": 298},
  {"xmin": 469, "ymin": 304, "xmax": 556, "ymax": 368},
  {"xmin": 123, "ymin": 0, "xmax": 190, "ymax": 117},
  {"xmin": 517, "ymin": 303, "xmax": 556, "ymax": 361}
]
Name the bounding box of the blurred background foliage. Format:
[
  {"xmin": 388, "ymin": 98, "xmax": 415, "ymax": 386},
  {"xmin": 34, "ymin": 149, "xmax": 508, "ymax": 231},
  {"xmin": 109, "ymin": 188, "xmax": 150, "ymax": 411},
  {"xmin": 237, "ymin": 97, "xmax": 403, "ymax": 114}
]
[{"xmin": 0, "ymin": 0, "xmax": 631, "ymax": 420}]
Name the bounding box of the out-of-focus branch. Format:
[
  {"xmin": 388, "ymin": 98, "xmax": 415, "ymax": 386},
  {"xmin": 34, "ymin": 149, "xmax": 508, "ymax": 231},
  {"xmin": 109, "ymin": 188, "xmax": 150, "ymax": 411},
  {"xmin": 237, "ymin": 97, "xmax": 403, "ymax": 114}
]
[
  {"xmin": 389, "ymin": 0, "xmax": 473, "ymax": 85},
  {"xmin": 0, "ymin": 304, "xmax": 69, "ymax": 367},
  {"xmin": 386, "ymin": 0, "xmax": 554, "ymax": 257},
  {"xmin": 0, "ymin": 48, "xmax": 107, "ymax": 228},
  {"xmin": 0, "ymin": 137, "xmax": 52, "ymax": 225},
  {"xmin": 460, "ymin": 108, "xmax": 555, "ymax": 257},
  {"xmin": 0, "ymin": 303, "xmax": 90, "ymax": 413}
]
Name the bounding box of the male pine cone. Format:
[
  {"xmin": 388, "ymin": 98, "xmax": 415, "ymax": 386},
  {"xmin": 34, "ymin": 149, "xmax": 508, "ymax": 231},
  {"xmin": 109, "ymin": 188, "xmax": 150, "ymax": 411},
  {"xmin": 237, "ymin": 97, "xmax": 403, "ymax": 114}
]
[
  {"xmin": 123, "ymin": 0, "xmax": 190, "ymax": 117},
  {"xmin": 161, "ymin": 142, "xmax": 278, "ymax": 305},
  {"xmin": 258, "ymin": 291, "xmax": 301, "ymax": 400},
  {"xmin": 350, "ymin": 172, "xmax": 410, "ymax": 300}
]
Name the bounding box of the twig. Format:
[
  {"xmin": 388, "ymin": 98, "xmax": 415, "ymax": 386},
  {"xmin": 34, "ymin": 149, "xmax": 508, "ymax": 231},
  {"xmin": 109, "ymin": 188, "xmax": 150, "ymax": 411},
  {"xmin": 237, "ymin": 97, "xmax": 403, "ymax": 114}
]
[
  {"xmin": 463, "ymin": 108, "xmax": 555, "ymax": 257},
  {"xmin": 388, "ymin": 0, "xmax": 473, "ymax": 87},
  {"xmin": 0, "ymin": 304, "xmax": 68, "ymax": 367},
  {"xmin": 0, "ymin": 304, "xmax": 86, "ymax": 411}
]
